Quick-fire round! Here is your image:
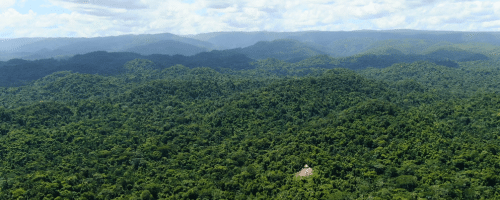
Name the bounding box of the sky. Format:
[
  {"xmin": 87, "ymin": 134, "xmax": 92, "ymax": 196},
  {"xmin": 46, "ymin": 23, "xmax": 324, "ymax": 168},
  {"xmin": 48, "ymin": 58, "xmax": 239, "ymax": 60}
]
[{"xmin": 1, "ymin": 0, "xmax": 500, "ymax": 39}]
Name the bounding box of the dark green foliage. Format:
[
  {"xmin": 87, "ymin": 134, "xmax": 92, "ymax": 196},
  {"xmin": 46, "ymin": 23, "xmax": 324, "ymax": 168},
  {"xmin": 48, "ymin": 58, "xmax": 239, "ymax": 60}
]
[
  {"xmin": 395, "ymin": 175, "xmax": 418, "ymax": 191},
  {"xmin": 1, "ymin": 47, "xmax": 500, "ymax": 200}
]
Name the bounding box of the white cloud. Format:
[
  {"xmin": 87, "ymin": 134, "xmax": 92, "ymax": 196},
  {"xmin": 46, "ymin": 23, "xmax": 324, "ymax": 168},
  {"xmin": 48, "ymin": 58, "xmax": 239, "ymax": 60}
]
[
  {"xmin": 0, "ymin": 8, "xmax": 36, "ymax": 28},
  {"xmin": 0, "ymin": 0, "xmax": 16, "ymax": 9},
  {"xmin": 52, "ymin": 0, "xmax": 149, "ymax": 10},
  {"xmin": 373, "ymin": 15, "xmax": 408, "ymax": 29},
  {"xmin": 483, "ymin": 20, "xmax": 500, "ymax": 28},
  {"xmin": 2, "ymin": 0, "xmax": 500, "ymax": 38}
]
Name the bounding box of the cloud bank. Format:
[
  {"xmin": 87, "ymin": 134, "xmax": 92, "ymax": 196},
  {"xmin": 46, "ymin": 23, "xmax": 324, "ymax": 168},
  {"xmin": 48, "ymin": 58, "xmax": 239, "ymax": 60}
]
[{"xmin": 1, "ymin": 0, "xmax": 500, "ymax": 38}]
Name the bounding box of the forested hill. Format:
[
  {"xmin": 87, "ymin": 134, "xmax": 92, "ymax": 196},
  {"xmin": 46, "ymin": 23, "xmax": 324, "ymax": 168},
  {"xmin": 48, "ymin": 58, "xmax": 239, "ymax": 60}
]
[
  {"xmin": 289, "ymin": 47, "xmax": 489, "ymax": 70},
  {"xmin": 0, "ymin": 45, "xmax": 490, "ymax": 87},
  {"xmin": 225, "ymin": 39, "xmax": 328, "ymax": 63},
  {"xmin": 1, "ymin": 53, "xmax": 500, "ymax": 199},
  {"xmin": 0, "ymin": 51, "xmax": 256, "ymax": 87}
]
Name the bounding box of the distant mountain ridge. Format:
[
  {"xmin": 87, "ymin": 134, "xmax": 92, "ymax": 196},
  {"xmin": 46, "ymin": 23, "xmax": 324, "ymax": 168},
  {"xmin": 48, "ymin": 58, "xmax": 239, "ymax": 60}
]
[
  {"xmin": 218, "ymin": 39, "xmax": 328, "ymax": 63},
  {"xmin": 0, "ymin": 44, "xmax": 491, "ymax": 87},
  {"xmin": 0, "ymin": 33, "xmax": 216, "ymax": 61},
  {"xmin": 287, "ymin": 47, "xmax": 489, "ymax": 71},
  {"xmin": 3, "ymin": 30, "xmax": 500, "ymax": 61},
  {"xmin": 122, "ymin": 40, "xmax": 208, "ymax": 56},
  {"xmin": 183, "ymin": 30, "xmax": 500, "ymax": 55},
  {"xmin": 0, "ymin": 50, "xmax": 256, "ymax": 87}
]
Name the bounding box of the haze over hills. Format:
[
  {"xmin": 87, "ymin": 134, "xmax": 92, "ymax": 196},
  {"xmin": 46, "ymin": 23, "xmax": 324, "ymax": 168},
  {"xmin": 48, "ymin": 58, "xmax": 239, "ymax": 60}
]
[
  {"xmin": 0, "ymin": 41, "xmax": 491, "ymax": 87},
  {"xmin": 0, "ymin": 50, "xmax": 257, "ymax": 87},
  {"xmin": 122, "ymin": 40, "xmax": 208, "ymax": 56},
  {"xmin": 183, "ymin": 30, "xmax": 500, "ymax": 55},
  {"xmin": 0, "ymin": 33, "xmax": 216, "ymax": 61},
  {"xmin": 3, "ymin": 30, "xmax": 500, "ymax": 62},
  {"xmin": 217, "ymin": 39, "xmax": 328, "ymax": 63}
]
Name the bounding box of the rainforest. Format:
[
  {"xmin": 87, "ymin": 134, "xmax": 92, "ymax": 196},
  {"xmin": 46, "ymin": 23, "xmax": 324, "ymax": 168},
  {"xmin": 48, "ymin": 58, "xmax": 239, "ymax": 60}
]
[{"xmin": 1, "ymin": 31, "xmax": 500, "ymax": 199}]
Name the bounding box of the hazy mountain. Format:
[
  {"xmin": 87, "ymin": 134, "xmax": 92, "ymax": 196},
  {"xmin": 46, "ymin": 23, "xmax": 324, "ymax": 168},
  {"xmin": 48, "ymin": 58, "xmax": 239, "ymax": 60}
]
[
  {"xmin": 0, "ymin": 40, "xmax": 492, "ymax": 87},
  {"xmin": 423, "ymin": 47, "xmax": 489, "ymax": 62},
  {"xmin": 181, "ymin": 31, "xmax": 290, "ymax": 49},
  {"xmin": 21, "ymin": 48, "xmax": 71, "ymax": 60},
  {"xmin": 221, "ymin": 39, "xmax": 328, "ymax": 62},
  {"xmin": 3, "ymin": 30, "xmax": 500, "ymax": 61},
  {"xmin": 0, "ymin": 33, "xmax": 216, "ymax": 61},
  {"xmin": 0, "ymin": 51, "xmax": 32, "ymax": 61},
  {"xmin": 123, "ymin": 40, "xmax": 208, "ymax": 56},
  {"xmin": 288, "ymin": 47, "xmax": 488, "ymax": 70},
  {"xmin": 182, "ymin": 30, "xmax": 500, "ymax": 57},
  {"xmin": 0, "ymin": 50, "xmax": 256, "ymax": 87},
  {"xmin": 0, "ymin": 37, "xmax": 46, "ymax": 51}
]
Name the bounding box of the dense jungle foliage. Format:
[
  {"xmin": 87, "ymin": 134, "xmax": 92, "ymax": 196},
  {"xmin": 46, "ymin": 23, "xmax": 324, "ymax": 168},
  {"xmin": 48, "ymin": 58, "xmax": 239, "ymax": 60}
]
[{"xmin": 1, "ymin": 46, "xmax": 500, "ymax": 199}]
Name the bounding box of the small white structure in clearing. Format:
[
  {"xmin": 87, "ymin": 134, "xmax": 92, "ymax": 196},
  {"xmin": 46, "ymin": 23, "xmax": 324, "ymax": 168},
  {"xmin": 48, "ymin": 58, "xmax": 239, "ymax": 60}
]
[{"xmin": 295, "ymin": 164, "xmax": 313, "ymax": 179}]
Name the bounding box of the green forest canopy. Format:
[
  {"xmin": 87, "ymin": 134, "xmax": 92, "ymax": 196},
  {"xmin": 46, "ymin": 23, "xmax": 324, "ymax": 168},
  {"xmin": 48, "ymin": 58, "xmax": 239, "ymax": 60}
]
[{"xmin": 0, "ymin": 49, "xmax": 500, "ymax": 199}]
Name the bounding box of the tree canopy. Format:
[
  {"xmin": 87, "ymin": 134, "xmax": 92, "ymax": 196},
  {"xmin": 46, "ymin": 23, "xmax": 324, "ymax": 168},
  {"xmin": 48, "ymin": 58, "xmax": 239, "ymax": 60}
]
[{"xmin": 1, "ymin": 49, "xmax": 500, "ymax": 199}]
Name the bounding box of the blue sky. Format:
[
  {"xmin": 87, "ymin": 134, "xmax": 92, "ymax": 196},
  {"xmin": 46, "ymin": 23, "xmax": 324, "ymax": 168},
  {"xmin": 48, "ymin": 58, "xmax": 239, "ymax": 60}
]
[
  {"xmin": 1, "ymin": 0, "xmax": 500, "ymax": 39},
  {"xmin": 9, "ymin": 0, "xmax": 72, "ymax": 15}
]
